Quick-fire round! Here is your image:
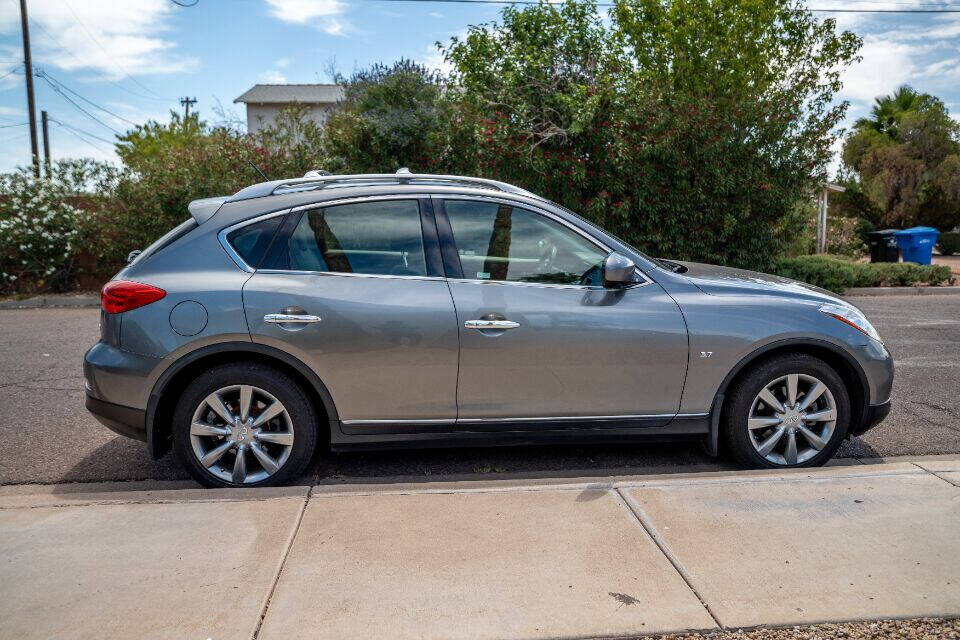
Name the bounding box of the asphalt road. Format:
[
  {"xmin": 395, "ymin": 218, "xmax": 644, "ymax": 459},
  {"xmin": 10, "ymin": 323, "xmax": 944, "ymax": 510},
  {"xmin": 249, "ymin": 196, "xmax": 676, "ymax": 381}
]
[{"xmin": 1, "ymin": 294, "xmax": 958, "ymax": 485}]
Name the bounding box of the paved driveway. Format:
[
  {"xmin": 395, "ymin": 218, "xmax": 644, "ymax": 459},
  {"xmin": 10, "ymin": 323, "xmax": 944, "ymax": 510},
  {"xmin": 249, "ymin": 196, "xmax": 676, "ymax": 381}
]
[{"xmin": 1, "ymin": 294, "xmax": 958, "ymax": 485}]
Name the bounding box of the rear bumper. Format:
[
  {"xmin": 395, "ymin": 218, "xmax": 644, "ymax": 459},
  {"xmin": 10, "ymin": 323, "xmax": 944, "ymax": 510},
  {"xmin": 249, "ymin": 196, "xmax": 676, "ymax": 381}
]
[
  {"xmin": 852, "ymin": 399, "xmax": 891, "ymax": 437},
  {"xmin": 85, "ymin": 393, "xmax": 147, "ymax": 442}
]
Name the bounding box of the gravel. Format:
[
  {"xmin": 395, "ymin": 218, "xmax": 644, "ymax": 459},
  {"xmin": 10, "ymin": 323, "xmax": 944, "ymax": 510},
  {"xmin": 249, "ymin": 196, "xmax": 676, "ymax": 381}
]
[{"xmin": 637, "ymin": 618, "xmax": 960, "ymax": 640}]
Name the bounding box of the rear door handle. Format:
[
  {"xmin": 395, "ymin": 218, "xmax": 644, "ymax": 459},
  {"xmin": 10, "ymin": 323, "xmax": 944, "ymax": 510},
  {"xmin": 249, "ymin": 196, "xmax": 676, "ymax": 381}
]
[
  {"xmin": 464, "ymin": 319, "xmax": 520, "ymax": 330},
  {"xmin": 264, "ymin": 313, "xmax": 322, "ymax": 324}
]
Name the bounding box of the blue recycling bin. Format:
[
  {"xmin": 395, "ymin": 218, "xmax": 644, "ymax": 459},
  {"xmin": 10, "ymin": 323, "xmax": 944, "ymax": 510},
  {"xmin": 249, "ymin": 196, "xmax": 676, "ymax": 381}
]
[{"xmin": 894, "ymin": 227, "xmax": 939, "ymax": 265}]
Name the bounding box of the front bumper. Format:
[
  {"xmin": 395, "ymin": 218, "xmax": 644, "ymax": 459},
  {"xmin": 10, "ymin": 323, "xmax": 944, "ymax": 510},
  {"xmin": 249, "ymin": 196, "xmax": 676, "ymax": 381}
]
[
  {"xmin": 85, "ymin": 393, "xmax": 147, "ymax": 442},
  {"xmin": 852, "ymin": 399, "xmax": 891, "ymax": 437}
]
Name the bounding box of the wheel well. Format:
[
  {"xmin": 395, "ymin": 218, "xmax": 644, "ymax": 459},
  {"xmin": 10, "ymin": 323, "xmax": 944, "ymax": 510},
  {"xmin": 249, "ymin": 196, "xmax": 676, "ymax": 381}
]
[
  {"xmin": 149, "ymin": 349, "xmax": 333, "ymax": 458},
  {"xmin": 717, "ymin": 343, "xmax": 866, "ymax": 440}
]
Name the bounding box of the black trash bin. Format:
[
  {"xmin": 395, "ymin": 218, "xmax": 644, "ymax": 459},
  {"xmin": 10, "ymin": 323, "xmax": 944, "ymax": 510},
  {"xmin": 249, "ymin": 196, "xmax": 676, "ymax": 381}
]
[{"xmin": 866, "ymin": 229, "xmax": 900, "ymax": 263}]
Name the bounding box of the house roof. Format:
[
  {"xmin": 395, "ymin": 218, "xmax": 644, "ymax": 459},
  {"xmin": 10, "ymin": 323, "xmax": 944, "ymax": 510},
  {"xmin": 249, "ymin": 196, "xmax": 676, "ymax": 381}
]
[{"xmin": 234, "ymin": 84, "xmax": 344, "ymax": 104}]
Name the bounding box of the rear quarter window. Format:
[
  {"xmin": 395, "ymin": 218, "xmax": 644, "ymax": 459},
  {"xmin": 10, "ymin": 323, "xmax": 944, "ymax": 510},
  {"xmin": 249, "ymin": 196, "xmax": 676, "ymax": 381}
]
[{"xmin": 226, "ymin": 216, "xmax": 283, "ymax": 269}]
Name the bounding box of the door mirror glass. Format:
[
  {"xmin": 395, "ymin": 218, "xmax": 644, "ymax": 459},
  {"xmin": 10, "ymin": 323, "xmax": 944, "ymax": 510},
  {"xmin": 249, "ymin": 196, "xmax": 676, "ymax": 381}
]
[{"xmin": 603, "ymin": 252, "xmax": 636, "ymax": 287}]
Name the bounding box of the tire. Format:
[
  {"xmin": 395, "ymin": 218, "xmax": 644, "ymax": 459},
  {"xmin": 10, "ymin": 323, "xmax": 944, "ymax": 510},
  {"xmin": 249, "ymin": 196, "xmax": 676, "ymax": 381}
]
[
  {"xmin": 172, "ymin": 362, "xmax": 318, "ymax": 488},
  {"xmin": 722, "ymin": 353, "xmax": 851, "ymax": 469}
]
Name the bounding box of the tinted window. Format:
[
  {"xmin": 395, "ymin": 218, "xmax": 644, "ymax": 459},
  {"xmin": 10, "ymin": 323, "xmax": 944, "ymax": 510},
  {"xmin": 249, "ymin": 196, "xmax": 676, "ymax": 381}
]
[
  {"xmin": 280, "ymin": 200, "xmax": 428, "ymax": 277},
  {"xmin": 226, "ymin": 216, "xmax": 282, "ymax": 268},
  {"xmin": 445, "ymin": 200, "xmax": 607, "ymax": 285}
]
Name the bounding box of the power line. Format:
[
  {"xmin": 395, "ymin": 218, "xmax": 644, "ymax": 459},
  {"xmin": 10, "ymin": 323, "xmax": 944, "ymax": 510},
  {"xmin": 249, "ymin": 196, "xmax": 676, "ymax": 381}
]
[
  {"xmin": 39, "ymin": 70, "xmax": 138, "ymax": 126},
  {"xmin": 48, "ymin": 117, "xmax": 117, "ymax": 146},
  {"xmin": 51, "ymin": 120, "xmax": 113, "ymax": 155},
  {"xmin": 0, "ymin": 122, "xmax": 28, "ymax": 128},
  {"xmin": 36, "ymin": 71, "xmax": 122, "ymax": 135},
  {"xmin": 60, "ymin": 0, "xmax": 172, "ymax": 101},
  {"xmin": 370, "ymin": 0, "xmax": 960, "ymax": 12}
]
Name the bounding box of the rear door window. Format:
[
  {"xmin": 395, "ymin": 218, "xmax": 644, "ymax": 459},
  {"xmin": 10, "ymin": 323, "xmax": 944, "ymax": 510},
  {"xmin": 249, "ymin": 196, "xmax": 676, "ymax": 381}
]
[{"xmin": 266, "ymin": 199, "xmax": 428, "ymax": 277}]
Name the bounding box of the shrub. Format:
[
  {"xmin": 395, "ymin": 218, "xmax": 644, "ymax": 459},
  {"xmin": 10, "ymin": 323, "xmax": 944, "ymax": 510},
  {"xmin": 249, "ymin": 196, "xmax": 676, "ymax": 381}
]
[
  {"xmin": 0, "ymin": 169, "xmax": 85, "ymax": 293},
  {"xmin": 435, "ymin": 0, "xmax": 863, "ymax": 272},
  {"xmin": 937, "ymin": 231, "xmax": 960, "ymax": 256},
  {"xmin": 774, "ymin": 254, "xmax": 954, "ymax": 293}
]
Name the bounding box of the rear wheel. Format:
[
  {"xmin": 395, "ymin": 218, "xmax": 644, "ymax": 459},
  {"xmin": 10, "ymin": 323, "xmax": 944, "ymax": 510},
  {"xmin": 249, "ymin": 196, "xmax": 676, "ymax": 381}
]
[
  {"xmin": 722, "ymin": 354, "xmax": 850, "ymax": 469},
  {"xmin": 172, "ymin": 363, "xmax": 317, "ymax": 487}
]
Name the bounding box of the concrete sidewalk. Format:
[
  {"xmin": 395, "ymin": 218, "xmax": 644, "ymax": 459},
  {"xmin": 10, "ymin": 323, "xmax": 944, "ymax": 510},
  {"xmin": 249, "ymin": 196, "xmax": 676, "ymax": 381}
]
[{"xmin": 1, "ymin": 458, "xmax": 958, "ymax": 640}]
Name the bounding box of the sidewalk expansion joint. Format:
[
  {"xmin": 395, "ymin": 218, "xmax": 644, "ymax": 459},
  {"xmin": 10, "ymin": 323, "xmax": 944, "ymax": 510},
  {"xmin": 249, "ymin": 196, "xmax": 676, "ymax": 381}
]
[
  {"xmin": 250, "ymin": 488, "xmax": 311, "ymax": 640},
  {"xmin": 912, "ymin": 463, "xmax": 960, "ymax": 488},
  {"xmin": 611, "ymin": 487, "xmax": 723, "ymax": 630}
]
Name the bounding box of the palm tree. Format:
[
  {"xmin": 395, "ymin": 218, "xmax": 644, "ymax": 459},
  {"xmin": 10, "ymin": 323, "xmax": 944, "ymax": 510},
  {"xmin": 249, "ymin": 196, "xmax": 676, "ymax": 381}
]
[{"xmin": 853, "ymin": 85, "xmax": 937, "ymax": 139}]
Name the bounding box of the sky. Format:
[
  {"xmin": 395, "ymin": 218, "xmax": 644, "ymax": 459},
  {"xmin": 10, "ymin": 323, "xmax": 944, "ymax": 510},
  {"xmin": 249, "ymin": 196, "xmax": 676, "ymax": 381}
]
[{"xmin": 1, "ymin": 0, "xmax": 959, "ymax": 176}]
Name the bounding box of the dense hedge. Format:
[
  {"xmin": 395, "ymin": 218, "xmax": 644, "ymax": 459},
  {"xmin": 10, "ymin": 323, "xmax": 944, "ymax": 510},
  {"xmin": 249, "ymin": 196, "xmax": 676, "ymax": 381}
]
[
  {"xmin": 938, "ymin": 232, "xmax": 960, "ymax": 256},
  {"xmin": 774, "ymin": 254, "xmax": 954, "ymax": 293}
]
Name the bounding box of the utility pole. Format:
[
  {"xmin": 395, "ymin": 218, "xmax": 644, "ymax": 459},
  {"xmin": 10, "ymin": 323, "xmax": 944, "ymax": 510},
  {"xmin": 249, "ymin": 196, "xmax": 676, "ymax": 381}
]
[
  {"xmin": 18, "ymin": 0, "xmax": 40, "ymax": 177},
  {"xmin": 180, "ymin": 96, "xmax": 197, "ymax": 118},
  {"xmin": 41, "ymin": 110, "xmax": 50, "ymax": 176}
]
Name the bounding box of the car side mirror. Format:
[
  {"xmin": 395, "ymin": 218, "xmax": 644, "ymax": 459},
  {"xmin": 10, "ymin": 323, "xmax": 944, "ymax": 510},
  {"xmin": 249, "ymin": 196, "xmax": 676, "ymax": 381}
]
[{"xmin": 602, "ymin": 252, "xmax": 636, "ymax": 287}]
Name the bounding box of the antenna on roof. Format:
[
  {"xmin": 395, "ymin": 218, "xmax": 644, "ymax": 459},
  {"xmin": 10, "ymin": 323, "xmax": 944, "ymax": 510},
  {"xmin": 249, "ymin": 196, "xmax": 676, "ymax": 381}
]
[{"xmin": 247, "ymin": 160, "xmax": 269, "ymax": 182}]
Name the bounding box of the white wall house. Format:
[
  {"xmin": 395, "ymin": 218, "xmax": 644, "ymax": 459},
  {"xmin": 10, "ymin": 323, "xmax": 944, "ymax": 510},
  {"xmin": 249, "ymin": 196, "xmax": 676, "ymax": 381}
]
[{"xmin": 233, "ymin": 84, "xmax": 345, "ymax": 133}]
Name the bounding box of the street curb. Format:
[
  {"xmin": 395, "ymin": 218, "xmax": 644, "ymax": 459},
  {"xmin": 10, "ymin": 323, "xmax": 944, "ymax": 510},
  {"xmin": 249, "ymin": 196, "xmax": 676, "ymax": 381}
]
[
  {"xmin": 844, "ymin": 286, "xmax": 960, "ymax": 296},
  {"xmin": 3, "ymin": 454, "xmax": 957, "ymax": 506},
  {"xmin": 0, "ymin": 294, "xmax": 99, "ymax": 309}
]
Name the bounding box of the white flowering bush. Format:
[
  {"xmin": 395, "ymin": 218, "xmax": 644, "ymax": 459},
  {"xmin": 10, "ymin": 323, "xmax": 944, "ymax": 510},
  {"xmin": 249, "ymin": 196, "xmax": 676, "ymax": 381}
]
[{"xmin": 0, "ymin": 169, "xmax": 84, "ymax": 293}]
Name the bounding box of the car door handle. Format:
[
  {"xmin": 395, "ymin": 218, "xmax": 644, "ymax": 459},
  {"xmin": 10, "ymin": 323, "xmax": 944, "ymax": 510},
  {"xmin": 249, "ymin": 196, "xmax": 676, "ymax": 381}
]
[
  {"xmin": 264, "ymin": 313, "xmax": 322, "ymax": 324},
  {"xmin": 464, "ymin": 319, "xmax": 520, "ymax": 330}
]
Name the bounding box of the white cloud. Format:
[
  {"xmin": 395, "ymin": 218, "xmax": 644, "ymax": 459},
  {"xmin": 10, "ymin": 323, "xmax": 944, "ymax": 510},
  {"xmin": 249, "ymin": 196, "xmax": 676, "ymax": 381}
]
[
  {"xmin": 264, "ymin": 0, "xmax": 348, "ymax": 35},
  {"xmin": 0, "ymin": 0, "xmax": 196, "ymax": 81},
  {"xmin": 838, "ymin": 38, "xmax": 919, "ymax": 105},
  {"xmin": 265, "ymin": 0, "xmax": 344, "ymax": 23},
  {"xmin": 259, "ymin": 69, "xmax": 288, "ymax": 84}
]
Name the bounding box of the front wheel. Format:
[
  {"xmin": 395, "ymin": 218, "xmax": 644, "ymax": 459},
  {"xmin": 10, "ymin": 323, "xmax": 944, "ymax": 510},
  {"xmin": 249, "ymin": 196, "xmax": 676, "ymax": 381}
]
[
  {"xmin": 172, "ymin": 363, "xmax": 317, "ymax": 487},
  {"xmin": 722, "ymin": 354, "xmax": 851, "ymax": 469}
]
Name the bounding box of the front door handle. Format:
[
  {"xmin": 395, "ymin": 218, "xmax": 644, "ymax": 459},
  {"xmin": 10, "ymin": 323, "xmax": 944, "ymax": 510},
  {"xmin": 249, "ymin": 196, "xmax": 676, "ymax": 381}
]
[
  {"xmin": 264, "ymin": 313, "xmax": 322, "ymax": 324},
  {"xmin": 464, "ymin": 319, "xmax": 520, "ymax": 330}
]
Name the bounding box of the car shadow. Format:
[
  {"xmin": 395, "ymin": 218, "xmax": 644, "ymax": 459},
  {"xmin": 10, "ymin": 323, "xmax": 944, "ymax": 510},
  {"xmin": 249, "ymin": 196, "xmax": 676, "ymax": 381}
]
[{"xmin": 308, "ymin": 440, "xmax": 734, "ymax": 485}]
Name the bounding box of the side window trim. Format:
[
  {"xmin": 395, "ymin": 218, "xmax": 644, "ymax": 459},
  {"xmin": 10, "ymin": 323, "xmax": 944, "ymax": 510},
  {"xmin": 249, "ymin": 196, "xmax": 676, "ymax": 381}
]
[
  {"xmin": 418, "ymin": 197, "xmax": 445, "ymax": 279},
  {"xmin": 432, "ymin": 197, "xmax": 464, "ymax": 279}
]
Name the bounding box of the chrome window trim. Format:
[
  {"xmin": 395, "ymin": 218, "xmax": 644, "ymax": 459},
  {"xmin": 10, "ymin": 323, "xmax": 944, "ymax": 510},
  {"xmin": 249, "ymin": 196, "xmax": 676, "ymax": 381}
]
[
  {"xmin": 437, "ymin": 194, "xmax": 654, "ymax": 289},
  {"xmin": 255, "ymin": 269, "xmax": 446, "ymax": 283},
  {"xmin": 447, "ymin": 275, "xmax": 651, "ymax": 291},
  {"xmin": 287, "ymin": 193, "xmax": 434, "ymax": 215}
]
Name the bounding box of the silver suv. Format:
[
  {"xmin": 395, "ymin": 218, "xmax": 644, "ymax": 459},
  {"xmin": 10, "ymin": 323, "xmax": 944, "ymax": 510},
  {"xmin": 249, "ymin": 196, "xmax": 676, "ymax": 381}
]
[{"xmin": 84, "ymin": 172, "xmax": 893, "ymax": 487}]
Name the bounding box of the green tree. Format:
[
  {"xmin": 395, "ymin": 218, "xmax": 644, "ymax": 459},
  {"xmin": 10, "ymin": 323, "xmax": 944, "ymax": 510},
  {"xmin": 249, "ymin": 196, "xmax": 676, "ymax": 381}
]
[
  {"xmin": 842, "ymin": 86, "xmax": 960, "ymax": 228},
  {"xmin": 442, "ymin": 0, "xmax": 861, "ymax": 270},
  {"xmin": 322, "ymin": 59, "xmax": 451, "ymax": 173}
]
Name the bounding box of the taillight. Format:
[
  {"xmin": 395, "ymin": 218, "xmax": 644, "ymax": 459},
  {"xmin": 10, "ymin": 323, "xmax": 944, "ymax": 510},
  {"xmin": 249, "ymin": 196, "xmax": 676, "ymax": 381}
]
[{"xmin": 101, "ymin": 280, "xmax": 166, "ymax": 314}]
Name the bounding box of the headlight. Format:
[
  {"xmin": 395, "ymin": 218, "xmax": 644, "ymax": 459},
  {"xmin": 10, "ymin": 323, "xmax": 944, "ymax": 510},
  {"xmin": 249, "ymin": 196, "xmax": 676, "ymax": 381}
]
[{"xmin": 819, "ymin": 303, "xmax": 882, "ymax": 343}]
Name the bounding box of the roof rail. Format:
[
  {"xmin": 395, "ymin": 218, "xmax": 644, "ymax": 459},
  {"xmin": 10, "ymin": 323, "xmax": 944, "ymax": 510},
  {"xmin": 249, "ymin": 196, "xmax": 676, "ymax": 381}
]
[{"xmin": 227, "ymin": 170, "xmax": 535, "ymax": 202}]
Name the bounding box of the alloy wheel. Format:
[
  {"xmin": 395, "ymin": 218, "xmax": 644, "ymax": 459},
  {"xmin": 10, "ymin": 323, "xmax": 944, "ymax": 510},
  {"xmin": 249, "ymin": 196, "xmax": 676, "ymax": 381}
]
[
  {"xmin": 189, "ymin": 384, "xmax": 295, "ymax": 484},
  {"xmin": 747, "ymin": 373, "xmax": 837, "ymax": 466}
]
